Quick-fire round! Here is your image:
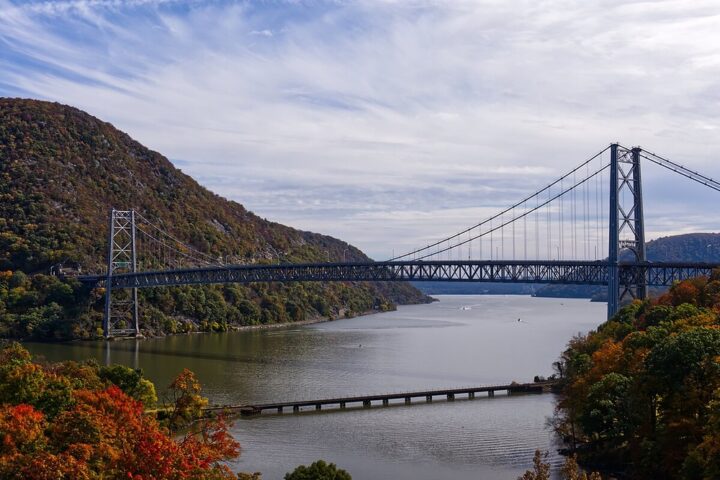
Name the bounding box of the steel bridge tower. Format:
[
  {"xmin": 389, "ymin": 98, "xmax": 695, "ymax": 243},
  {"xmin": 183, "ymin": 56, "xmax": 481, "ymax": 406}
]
[
  {"xmin": 103, "ymin": 209, "xmax": 140, "ymax": 339},
  {"xmin": 607, "ymin": 144, "xmax": 647, "ymax": 319}
]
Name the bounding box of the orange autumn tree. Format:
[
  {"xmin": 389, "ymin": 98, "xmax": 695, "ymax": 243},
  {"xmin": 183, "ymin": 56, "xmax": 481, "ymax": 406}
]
[{"xmin": 0, "ymin": 343, "xmax": 241, "ymax": 479}]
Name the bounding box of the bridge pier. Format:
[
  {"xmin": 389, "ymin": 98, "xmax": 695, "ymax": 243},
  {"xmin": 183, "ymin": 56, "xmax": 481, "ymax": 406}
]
[
  {"xmin": 447, "ymin": 393, "xmax": 454, "ymax": 401},
  {"xmin": 382, "ymin": 399, "xmax": 389, "ymax": 406},
  {"xmin": 365, "ymin": 400, "xmax": 372, "ymax": 408},
  {"xmin": 426, "ymin": 395, "xmax": 432, "ymax": 403},
  {"xmin": 405, "ymin": 397, "xmax": 411, "ymax": 405},
  {"xmin": 293, "ymin": 405, "xmax": 299, "ymax": 413},
  {"xmin": 340, "ymin": 402, "xmax": 346, "ymax": 409},
  {"xmin": 488, "ymin": 391, "xmax": 494, "ymax": 397},
  {"xmin": 277, "ymin": 406, "xmax": 283, "ymax": 413},
  {"xmin": 315, "ymin": 404, "xmax": 321, "ymax": 411},
  {"xmin": 469, "ymin": 392, "xmax": 475, "ymax": 399}
]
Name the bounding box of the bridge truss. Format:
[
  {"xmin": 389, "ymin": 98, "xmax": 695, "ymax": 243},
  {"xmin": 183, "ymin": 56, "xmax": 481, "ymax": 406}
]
[{"xmin": 84, "ymin": 260, "xmax": 718, "ymax": 290}]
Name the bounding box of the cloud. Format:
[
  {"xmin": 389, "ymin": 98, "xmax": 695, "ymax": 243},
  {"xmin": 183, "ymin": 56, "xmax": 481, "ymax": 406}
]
[{"xmin": 1, "ymin": 0, "xmax": 719, "ymax": 259}]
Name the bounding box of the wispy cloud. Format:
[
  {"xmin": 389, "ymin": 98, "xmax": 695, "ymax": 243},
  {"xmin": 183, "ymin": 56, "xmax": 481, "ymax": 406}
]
[{"xmin": 1, "ymin": 0, "xmax": 719, "ymax": 258}]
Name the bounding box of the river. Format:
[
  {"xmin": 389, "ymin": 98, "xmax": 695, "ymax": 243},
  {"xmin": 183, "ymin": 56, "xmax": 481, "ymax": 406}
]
[{"xmin": 25, "ymin": 295, "xmax": 604, "ymax": 480}]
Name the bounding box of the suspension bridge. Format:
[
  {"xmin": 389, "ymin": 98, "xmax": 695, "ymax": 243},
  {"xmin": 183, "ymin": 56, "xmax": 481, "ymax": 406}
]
[{"xmin": 77, "ymin": 144, "xmax": 720, "ymax": 338}]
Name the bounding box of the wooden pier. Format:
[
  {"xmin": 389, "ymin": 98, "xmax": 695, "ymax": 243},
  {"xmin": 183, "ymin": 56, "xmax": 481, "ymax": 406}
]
[{"xmin": 204, "ymin": 381, "xmax": 557, "ymax": 417}]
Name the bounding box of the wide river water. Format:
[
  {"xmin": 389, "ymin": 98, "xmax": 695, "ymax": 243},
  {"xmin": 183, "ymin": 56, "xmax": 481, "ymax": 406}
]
[{"xmin": 26, "ymin": 295, "xmax": 604, "ymax": 479}]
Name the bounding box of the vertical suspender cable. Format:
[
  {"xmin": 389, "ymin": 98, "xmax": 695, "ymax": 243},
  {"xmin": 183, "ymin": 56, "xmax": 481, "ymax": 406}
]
[
  {"xmin": 524, "ymin": 201, "xmax": 527, "ymax": 261},
  {"xmin": 512, "ymin": 207, "xmax": 516, "ymax": 260},
  {"xmin": 547, "ymin": 184, "xmax": 551, "ymax": 260},
  {"xmin": 559, "ymin": 177, "xmax": 563, "ymax": 259},
  {"xmin": 535, "ymin": 194, "xmax": 540, "ymax": 260}
]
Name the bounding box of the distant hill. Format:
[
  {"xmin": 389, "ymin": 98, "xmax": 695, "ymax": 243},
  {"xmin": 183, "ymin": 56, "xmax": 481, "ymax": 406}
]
[
  {"xmin": 642, "ymin": 233, "xmax": 720, "ymax": 262},
  {"xmin": 413, "ymin": 233, "xmax": 720, "ymax": 299},
  {"xmin": 537, "ymin": 233, "xmax": 720, "ymax": 300},
  {"xmin": 411, "ymin": 282, "xmax": 535, "ymax": 295},
  {"xmin": 0, "ymin": 98, "xmax": 427, "ymax": 339}
]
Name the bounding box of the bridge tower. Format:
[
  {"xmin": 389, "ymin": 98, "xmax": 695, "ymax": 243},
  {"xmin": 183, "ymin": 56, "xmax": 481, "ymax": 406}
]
[
  {"xmin": 103, "ymin": 209, "xmax": 140, "ymax": 339},
  {"xmin": 607, "ymin": 144, "xmax": 647, "ymax": 319}
]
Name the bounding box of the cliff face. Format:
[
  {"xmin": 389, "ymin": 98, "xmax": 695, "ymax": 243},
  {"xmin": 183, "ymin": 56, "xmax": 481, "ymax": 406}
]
[{"xmin": 0, "ymin": 98, "xmax": 427, "ymax": 339}]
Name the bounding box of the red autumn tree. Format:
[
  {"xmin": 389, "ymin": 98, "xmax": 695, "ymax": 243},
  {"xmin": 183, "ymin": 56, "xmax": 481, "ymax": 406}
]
[{"xmin": 0, "ymin": 343, "xmax": 241, "ymax": 479}]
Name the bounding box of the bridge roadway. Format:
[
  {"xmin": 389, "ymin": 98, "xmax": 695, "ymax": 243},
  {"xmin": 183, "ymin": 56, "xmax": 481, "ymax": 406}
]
[
  {"xmin": 79, "ymin": 260, "xmax": 720, "ymax": 289},
  {"xmin": 203, "ymin": 381, "xmax": 558, "ymax": 417}
]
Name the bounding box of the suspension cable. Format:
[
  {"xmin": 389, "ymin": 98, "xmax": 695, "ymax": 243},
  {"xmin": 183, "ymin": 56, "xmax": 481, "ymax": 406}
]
[
  {"xmin": 387, "ymin": 146, "xmax": 611, "ymax": 261},
  {"xmin": 412, "ymin": 162, "xmax": 611, "ymax": 261},
  {"xmin": 134, "ymin": 212, "xmax": 220, "ymax": 263},
  {"xmin": 638, "ymin": 152, "xmax": 720, "ymax": 193}
]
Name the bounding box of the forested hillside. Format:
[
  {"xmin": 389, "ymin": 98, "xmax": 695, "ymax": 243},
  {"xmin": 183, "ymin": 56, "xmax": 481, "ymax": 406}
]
[
  {"xmin": 0, "ymin": 98, "xmax": 427, "ymax": 339},
  {"xmin": 553, "ymin": 274, "xmax": 720, "ymax": 479}
]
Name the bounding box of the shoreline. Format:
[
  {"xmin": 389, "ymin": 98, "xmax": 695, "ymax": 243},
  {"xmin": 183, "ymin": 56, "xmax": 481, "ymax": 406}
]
[
  {"xmin": 11, "ymin": 307, "xmax": 395, "ymax": 344},
  {"xmin": 141, "ymin": 306, "xmax": 393, "ymax": 340},
  {"xmin": 176, "ymin": 306, "xmax": 391, "ymax": 335}
]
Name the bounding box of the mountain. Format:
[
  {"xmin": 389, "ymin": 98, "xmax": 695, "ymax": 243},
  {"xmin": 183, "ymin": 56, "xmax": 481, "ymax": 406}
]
[
  {"xmin": 413, "ymin": 233, "xmax": 720, "ymax": 299},
  {"xmin": 0, "ymin": 98, "xmax": 428, "ymax": 339}
]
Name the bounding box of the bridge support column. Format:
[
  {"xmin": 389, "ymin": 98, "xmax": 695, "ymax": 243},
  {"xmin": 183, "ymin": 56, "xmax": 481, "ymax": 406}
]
[
  {"xmin": 277, "ymin": 407, "xmax": 283, "ymax": 413},
  {"xmin": 103, "ymin": 209, "xmax": 140, "ymax": 339},
  {"xmin": 469, "ymin": 392, "xmax": 475, "ymax": 399},
  {"xmin": 426, "ymin": 395, "xmax": 432, "ymax": 403},
  {"xmin": 382, "ymin": 399, "xmax": 388, "ymax": 406},
  {"xmin": 447, "ymin": 393, "xmax": 455, "ymax": 401},
  {"xmin": 340, "ymin": 402, "xmax": 346, "ymax": 409},
  {"xmin": 293, "ymin": 405, "xmax": 299, "ymax": 413},
  {"xmin": 608, "ymin": 145, "xmax": 620, "ymax": 319},
  {"xmin": 631, "ymin": 147, "xmax": 647, "ymax": 301},
  {"xmin": 365, "ymin": 400, "xmax": 373, "ymax": 408},
  {"xmin": 405, "ymin": 397, "xmax": 411, "ymax": 405},
  {"xmin": 608, "ymin": 144, "xmax": 647, "ymax": 319},
  {"xmin": 315, "ymin": 404, "xmax": 321, "ymax": 411},
  {"xmin": 488, "ymin": 391, "xmax": 494, "ymax": 397}
]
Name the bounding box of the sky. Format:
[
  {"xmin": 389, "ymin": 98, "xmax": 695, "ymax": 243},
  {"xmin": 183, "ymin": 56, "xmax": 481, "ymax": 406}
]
[{"xmin": 1, "ymin": 0, "xmax": 719, "ymax": 260}]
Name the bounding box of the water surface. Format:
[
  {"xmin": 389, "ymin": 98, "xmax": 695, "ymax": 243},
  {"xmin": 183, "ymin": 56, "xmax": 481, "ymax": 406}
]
[{"xmin": 26, "ymin": 295, "xmax": 603, "ymax": 479}]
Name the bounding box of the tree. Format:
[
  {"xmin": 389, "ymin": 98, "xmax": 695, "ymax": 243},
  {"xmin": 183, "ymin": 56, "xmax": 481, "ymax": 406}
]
[
  {"xmin": 518, "ymin": 450, "xmax": 550, "ymax": 480},
  {"xmin": 682, "ymin": 388, "xmax": 720, "ymax": 479},
  {"xmin": 98, "ymin": 364, "xmax": 157, "ymax": 406},
  {"xmin": 560, "ymin": 454, "xmax": 602, "ymax": 480},
  {"xmin": 284, "ymin": 460, "xmax": 352, "ymax": 480},
  {"xmin": 578, "ymin": 373, "xmax": 633, "ymax": 445},
  {"xmin": 167, "ymin": 368, "xmax": 208, "ymax": 429}
]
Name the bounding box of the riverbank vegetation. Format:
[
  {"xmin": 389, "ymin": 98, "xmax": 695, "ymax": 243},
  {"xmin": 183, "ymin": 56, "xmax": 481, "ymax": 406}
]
[{"xmin": 553, "ymin": 273, "xmax": 720, "ymax": 479}]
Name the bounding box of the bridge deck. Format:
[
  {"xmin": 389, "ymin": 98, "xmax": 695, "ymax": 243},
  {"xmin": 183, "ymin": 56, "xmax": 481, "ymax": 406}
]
[
  {"xmin": 78, "ymin": 260, "xmax": 720, "ymax": 289},
  {"xmin": 204, "ymin": 381, "xmax": 557, "ymax": 416}
]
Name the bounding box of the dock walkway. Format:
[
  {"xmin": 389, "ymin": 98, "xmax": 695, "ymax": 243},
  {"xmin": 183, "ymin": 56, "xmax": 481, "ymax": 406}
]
[{"xmin": 205, "ymin": 381, "xmax": 557, "ymax": 417}]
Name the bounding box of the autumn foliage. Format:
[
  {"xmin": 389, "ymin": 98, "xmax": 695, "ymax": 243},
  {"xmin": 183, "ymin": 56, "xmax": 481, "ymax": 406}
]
[
  {"xmin": 554, "ymin": 271, "xmax": 720, "ymax": 479},
  {"xmin": 0, "ymin": 343, "xmax": 241, "ymax": 479}
]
